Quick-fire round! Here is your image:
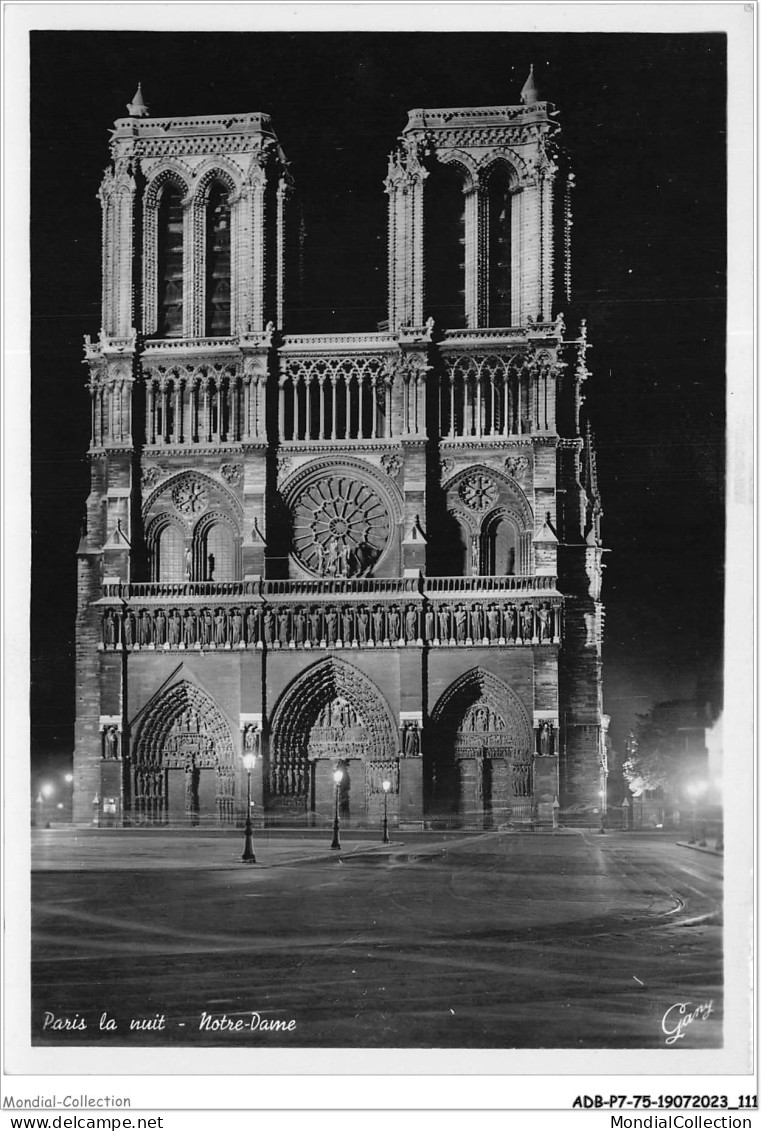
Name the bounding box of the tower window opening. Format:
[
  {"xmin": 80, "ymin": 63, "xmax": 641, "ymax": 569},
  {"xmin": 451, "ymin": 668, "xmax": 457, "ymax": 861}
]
[
  {"xmin": 424, "ymin": 164, "xmax": 466, "ymax": 329},
  {"xmin": 487, "ymin": 166, "xmax": 512, "ymax": 328},
  {"xmin": 206, "ymin": 182, "xmax": 232, "ymax": 336},
  {"xmin": 157, "ymin": 183, "xmax": 184, "ymax": 338}
]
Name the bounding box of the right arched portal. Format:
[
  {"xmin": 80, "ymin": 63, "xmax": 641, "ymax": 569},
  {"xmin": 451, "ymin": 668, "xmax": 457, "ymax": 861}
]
[{"xmin": 427, "ymin": 668, "xmax": 534, "ymax": 825}]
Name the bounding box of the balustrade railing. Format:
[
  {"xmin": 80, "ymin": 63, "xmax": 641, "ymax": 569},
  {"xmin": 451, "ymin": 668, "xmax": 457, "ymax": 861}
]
[
  {"xmin": 425, "ymin": 575, "xmax": 557, "ymax": 594},
  {"xmin": 103, "ymin": 574, "xmax": 556, "ymax": 602}
]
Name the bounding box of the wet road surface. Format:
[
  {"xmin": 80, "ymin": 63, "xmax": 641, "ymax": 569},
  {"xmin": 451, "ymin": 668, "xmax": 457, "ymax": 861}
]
[{"xmin": 31, "ymin": 829, "xmax": 722, "ymax": 1048}]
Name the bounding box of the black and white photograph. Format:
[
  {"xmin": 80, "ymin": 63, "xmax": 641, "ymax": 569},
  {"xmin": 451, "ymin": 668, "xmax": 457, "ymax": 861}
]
[{"xmin": 3, "ymin": 0, "xmax": 756, "ymax": 1114}]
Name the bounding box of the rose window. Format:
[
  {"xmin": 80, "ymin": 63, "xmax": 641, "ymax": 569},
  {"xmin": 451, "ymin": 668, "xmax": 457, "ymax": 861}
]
[
  {"xmin": 291, "ymin": 475, "xmax": 390, "ymax": 577},
  {"xmin": 459, "ymin": 473, "xmax": 498, "ymax": 511},
  {"xmin": 172, "ymin": 479, "xmax": 208, "ymax": 515}
]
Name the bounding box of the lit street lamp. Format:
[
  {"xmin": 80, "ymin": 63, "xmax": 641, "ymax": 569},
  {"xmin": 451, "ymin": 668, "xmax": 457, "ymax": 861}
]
[
  {"xmin": 331, "ymin": 768, "xmax": 343, "ymax": 850},
  {"xmin": 382, "ymin": 779, "xmax": 391, "ymax": 844},
  {"xmin": 598, "ymin": 787, "xmax": 606, "ymax": 835},
  {"xmin": 241, "ymin": 750, "xmax": 257, "ymax": 864}
]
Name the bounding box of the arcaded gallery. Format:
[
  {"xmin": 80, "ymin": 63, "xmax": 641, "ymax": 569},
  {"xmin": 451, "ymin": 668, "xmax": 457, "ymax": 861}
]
[{"xmin": 74, "ymin": 71, "xmax": 607, "ymax": 829}]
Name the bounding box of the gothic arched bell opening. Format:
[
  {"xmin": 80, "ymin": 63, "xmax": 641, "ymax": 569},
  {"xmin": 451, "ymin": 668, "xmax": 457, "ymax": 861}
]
[
  {"xmin": 205, "ymin": 181, "xmax": 232, "ymax": 336},
  {"xmin": 423, "ymin": 162, "xmax": 466, "ymax": 329},
  {"xmin": 485, "ymin": 164, "xmax": 513, "ymax": 327},
  {"xmin": 157, "ymin": 182, "xmax": 184, "ymax": 337}
]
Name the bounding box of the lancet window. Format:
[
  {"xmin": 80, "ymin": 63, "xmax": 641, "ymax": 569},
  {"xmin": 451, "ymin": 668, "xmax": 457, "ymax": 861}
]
[
  {"xmin": 205, "ymin": 182, "xmax": 232, "ymax": 336},
  {"xmin": 423, "ymin": 163, "xmax": 467, "ymax": 329},
  {"xmin": 486, "ymin": 165, "xmax": 512, "ymax": 327},
  {"xmin": 156, "ymin": 183, "xmax": 184, "ymax": 337},
  {"xmin": 154, "ymin": 520, "xmax": 186, "ymax": 583}
]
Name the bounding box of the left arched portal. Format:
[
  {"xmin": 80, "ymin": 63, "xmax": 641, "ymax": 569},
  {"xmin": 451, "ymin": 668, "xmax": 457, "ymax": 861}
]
[{"xmin": 131, "ymin": 680, "xmax": 236, "ymax": 824}]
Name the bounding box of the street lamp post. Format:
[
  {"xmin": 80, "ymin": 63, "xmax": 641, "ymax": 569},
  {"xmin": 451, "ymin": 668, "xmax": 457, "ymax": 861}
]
[
  {"xmin": 382, "ymin": 779, "xmax": 391, "ymax": 844},
  {"xmin": 331, "ymin": 768, "xmax": 343, "ymax": 850},
  {"xmin": 686, "ymin": 780, "xmax": 707, "ymax": 846},
  {"xmin": 41, "ymin": 782, "xmax": 55, "ymax": 828},
  {"xmin": 598, "ymin": 787, "xmax": 606, "ymax": 835},
  {"xmin": 241, "ymin": 751, "xmax": 257, "ymax": 864}
]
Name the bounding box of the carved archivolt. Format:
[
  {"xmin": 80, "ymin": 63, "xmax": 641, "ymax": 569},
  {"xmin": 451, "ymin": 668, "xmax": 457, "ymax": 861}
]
[
  {"xmin": 268, "ymin": 658, "xmax": 398, "ymax": 798},
  {"xmin": 430, "ymin": 667, "xmax": 533, "ymax": 755},
  {"xmin": 131, "ymin": 680, "xmax": 236, "ymax": 817}
]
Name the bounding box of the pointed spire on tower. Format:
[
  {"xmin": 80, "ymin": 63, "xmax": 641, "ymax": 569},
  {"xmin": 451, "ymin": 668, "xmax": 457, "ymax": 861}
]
[
  {"xmin": 520, "ymin": 64, "xmax": 539, "ymax": 105},
  {"xmin": 127, "ymin": 83, "xmax": 150, "ymax": 118}
]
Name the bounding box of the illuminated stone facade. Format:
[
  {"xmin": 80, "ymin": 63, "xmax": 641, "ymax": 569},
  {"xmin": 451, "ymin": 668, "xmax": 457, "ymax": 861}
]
[{"xmin": 74, "ymin": 75, "xmax": 605, "ymax": 828}]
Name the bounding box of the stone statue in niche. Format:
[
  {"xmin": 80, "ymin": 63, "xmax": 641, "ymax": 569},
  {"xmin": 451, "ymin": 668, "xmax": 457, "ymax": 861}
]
[
  {"xmin": 325, "ymin": 609, "xmax": 337, "ymax": 645},
  {"xmin": 342, "ymin": 609, "xmax": 353, "ymax": 643},
  {"xmin": 154, "ymin": 608, "xmax": 166, "ymax": 645},
  {"xmin": 437, "ymin": 604, "xmax": 450, "ymax": 641},
  {"xmin": 103, "ymin": 610, "xmax": 117, "ymax": 646},
  {"xmin": 454, "ymin": 606, "xmax": 467, "ymax": 642},
  {"xmin": 405, "ymin": 607, "xmax": 417, "ymax": 642},
  {"xmin": 504, "ymin": 604, "xmax": 515, "ymax": 640},
  {"xmin": 471, "ymin": 604, "xmax": 483, "ymax": 641},
  {"xmin": 520, "ymin": 605, "xmax": 533, "ymax": 640},
  {"xmin": 357, "ymin": 608, "xmax": 368, "ymax": 644},
  {"xmin": 138, "ymin": 608, "xmax": 152, "ymax": 645},
  {"xmin": 294, "ymin": 609, "xmax": 306, "ymax": 645},
  {"xmin": 372, "ymin": 607, "xmax": 384, "ymax": 642},
  {"xmin": 349, "ymin": 539, "xmax": 379, "ymax": 577},
  {"xmin": 388, "ymin": 607, "xmax": 401, "ymax": 642},
  {"xmin": 123, "ymin": 610, "xmax": 135, "ymax": 647},
  {"xmin": 185, "ymin": 547, "xmax": 192, "ymax": 580},
  {"xmin": 263, "ymin": 609, "xmax": 274, "ymax": 646},
  {"xmin": 104, "ymin": 726, "xmax": 119, "ymax": 759},
  {"xmin": 536, "ymin": 604, "xmax": 551, "ymax": 642},
  {"xmin": 231, "ymin": 608, "xmax": 243, "ymax": 645},
  {"xmin": 167, "ymin": 609, "xmax": 181, "ymax": 645},
  {"xmin": 200, "ymin": 608, "xmax": 213, "ymax": 645},
  {"xmin": 182, "ymin": 610, "xmax": 195, "ymax": 646},
  {"xmin": 539, "ymin": 722, "xmax": 553, "ymax": 757},
  {"xmin": 244, "ymin": 726, "xmax": 261, "ymax": 757},
  {"xmin": 403, "ymin": 724, "xmax": 421, "ymax": 757},
  {"xmin": 214, "ymin": 609, "xmax": 227, "ymax": 645},
  {"xmin": 246, "ymin": 607, "xmax": 258, "ymax": 644},
  {"xmin": 425, "ymin": 608, "xmax": 435, "ymax": 641},
  {"xmin": 207, "ymin": 553, "xmax": 216, "ymax": 581},
  {"xmin": 308, "ymin": 608, "xmax": 321, "ymax": 643},
  {"xmin": 487, "ymin": 606, "xmax": 499, "ymax": 640},
  {"xmin": 278, "ymin": 609, "xmax": 289, "ymax": 645},
  {"xmin": 512, "ymin": 761, "xmax": 532, "ymax": 797}
]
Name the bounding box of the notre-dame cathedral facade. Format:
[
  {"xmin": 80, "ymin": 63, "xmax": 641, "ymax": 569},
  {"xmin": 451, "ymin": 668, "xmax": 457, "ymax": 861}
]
[{"xmin": 74, "ymin": 71, "xmax": 606, "ymax": 829}]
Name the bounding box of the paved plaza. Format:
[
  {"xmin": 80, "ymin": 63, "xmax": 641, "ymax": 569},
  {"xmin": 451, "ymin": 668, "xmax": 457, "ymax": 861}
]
[{"xmin": 31, "ymin": 828, "xmax": 722, "ymax": 1048}]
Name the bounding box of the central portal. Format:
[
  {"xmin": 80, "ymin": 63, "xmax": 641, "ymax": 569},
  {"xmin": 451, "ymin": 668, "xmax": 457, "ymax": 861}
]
[
  {"xmin": 267, "ymin": 658, "xmax": 399, "ymax": 824},
  {"xmin": 307, "ymin": 697, "xmax": 368, "ymax": 821}
]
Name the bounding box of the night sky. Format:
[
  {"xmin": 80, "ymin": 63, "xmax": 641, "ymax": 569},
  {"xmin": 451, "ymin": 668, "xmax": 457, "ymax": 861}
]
[{"xmin": 30, "ymin": 31, "xmax": 726, "ymax": 778}]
